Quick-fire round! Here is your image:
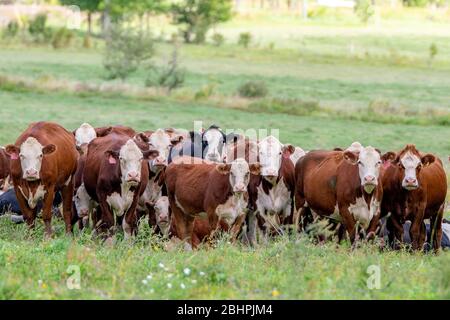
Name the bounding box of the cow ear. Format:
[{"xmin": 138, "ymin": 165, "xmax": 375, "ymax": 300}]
[
  {"xmin": 216, "ymin": 163, "xmax": 231, "ymax": 175},
  {"xmin": 381, "ymin": 151, "xmax": 396, "ymax": 163},
  {"xmin": 95, "ymin": 126, "xmax": 112, "ymax": 137},
  {"xmin": 343, "ymin": 151, "xmax": 358, "ymax": 165},
  {"xmin": 5, "ymin": 145, "xmax": 19, "ymax": 160},
  {"xmin": 42, "ymin": 144, "xmax": 56, "ymax": 155},
  {"xmin": 249, "ymin": 163, "xmax": 261, "ymax": 175},
  {"xmin": 421, "ymin": 153, "xmax": 435, "ymax": 166},
  {"xmin": 170, "ymin": 135, "xmax": 184, "ymax": 146},
  {"xmin": 226, "ymin": 133, "xmax": 241, "ymax": 144},
  {"xmin": 333, "ymin": 147, "xmax": 343, "ymax": 151},
  {"xmin": 143, "ymin": 150, "xmax": 159, "ymax": 160},
  {"xmin": 134, "ymin": 132, "xmax": 149, "ymax": 144},
  {"xmin": 282, "ymin": 144, "xmax": 295, "ymax": 157},
  {"xmin": 105, "ymin": 150, "xmax": 119, "ymax": 164}
]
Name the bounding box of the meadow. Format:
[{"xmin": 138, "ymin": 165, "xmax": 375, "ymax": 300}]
[{"xmin": 0, "ymin": 11, "xmax": 449, "ymax": 299}]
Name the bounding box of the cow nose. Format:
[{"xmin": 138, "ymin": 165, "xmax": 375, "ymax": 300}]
[
  {"xmin": 155, "ymin": 156, "xmax": 166, "ymax": 165},
  {"xmin": 405, "ymin": 177, "xmax": 417, "ymax": 184},
  {"xmin": 127, "ymin": 171, "xmax": 139, "ymax": 180},
  {"xmin": 26, "ymin": 169, "xmax": 38, "ymax": 176},
  {"xmin": 364, "ymin": 175, "xmax": 375, "ymax": 183},
  {"xmin": 159, "ymin": 214, "xmax": 168, "ymax": 222},
  {"xmin": 234, "ymin": 184, "xmax": 246, "ymax": 193},
  {"xmin": 79, "ymin": 208, "xmax": 88, "ymax": 217}
]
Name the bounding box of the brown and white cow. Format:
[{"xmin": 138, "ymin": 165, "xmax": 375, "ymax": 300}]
[
  {"xmin": 295, "ymin": 146, "xmax": 384, "ymax": 244},
  {"xmin": 83, "ymin": 132, "xmax": 158, "ymax": 239},
  {"xmin": 380, "ymin": 144, "xmax": 447, "ymax": 251},
  {"xmin": 5, "ymin": 122, "xmax": 79, "ymax": 236},
  {"xmin": 0, "ymin": 146, "xmax": 11, "ymax": 195},
  {"xmin": 165, "ymin": 156, "xmax": 260, "ymax": 249}
]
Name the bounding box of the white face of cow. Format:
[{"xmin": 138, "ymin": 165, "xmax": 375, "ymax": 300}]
[
  {"xmin": 400, "ymin": 151, "xmax": 422, "ymax": 190},
  {"xmin": 119, "ymin": 139, "xmax": 144, "ymax": 186},
  {"xmin": 18, "ymin": 137, "xmax": 55, "ymax": 181},
  {"xmin": 357, "ymin": 147, "xmax": 381, "ymax": 193},
  {"xmin": 154, "ymin": 196, "xmax": 170, "ymax": 236},
  {"xmin": 75, "ymin": 123, "xmax": 96, "ymax": 147},
  {"xmin": 258, "ymin": 136, "xmax": 293, "ymax": 182},
  {"xmin": 148, "ymin": 129, "xmax": 171, "ymax": 171},
  {"xmin": 203, "ymin": 129, "xmax": 224, "ymax": 162},
  {"xmin": 74, "ymin": 183, "xmax": 90, "ymax": 217},
  {"xmin": 345, "ymin": 146, "xmax": 381, "ymax": 194},
  {"xmin": 216, "ymin": 158, "xmax": 260, "ymax": 194}
]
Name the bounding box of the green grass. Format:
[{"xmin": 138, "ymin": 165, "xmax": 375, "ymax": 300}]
[{"xmin": 1, "ymin": 13, "xmax": 450, "ymax": 299}]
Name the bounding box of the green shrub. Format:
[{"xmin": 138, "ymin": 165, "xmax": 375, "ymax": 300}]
[
  {"xmin": 103, "ymin": 24, "xmax": 155, "ymax": 81},
  {"xmin": 51, "ymin": 28, "xmax": 74, "ymax": 49},
  {"xmin": 354, "ymin": 0, "xmax": 375, "ymax": 23},
  {"xmin": 195, "ymin": 83, "xmax": 216, "ymax": 100},
  {"xmin": 248, "ymin": 97, "xmax": 320, "ymax": 115},
  {"xmin": 211, "ymin": 32, "xmax": 225, "ymax": 47},
  {"xmin": 237, "ymin": 32, "xmax": 252, "ymax": 48},
  {"xmin": 4, "ymin": 21, "xmax": 19, "ymax": 38},
  {"xmin": 403, "ymin": 0, "xmax": 429, "ymax": 7},
  {"xmin": 145, "ymin": 45, "xmax": 185, "ymax": 92},
  {"xmin": 428, "ymin": 43, "xmax": 438, "ymax": 67},
  {"xmin": 28, "ymin": 14, "xmax": 49, "ymax": 42},
  {"xmin": 237, "ymin": 80, "xmax": 268, "ymax": 98}
]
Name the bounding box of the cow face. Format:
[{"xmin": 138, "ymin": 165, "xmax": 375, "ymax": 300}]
[
  {"xmin": 148, "ymin": 129, "xmax": 181, "ymax": 172},
  {"xmin": 258, "ymin": 136, "xmax": 294, "ymax": 182},
  {"xmin": 74, "ymin": 183, "xmax": 90, "ymax": 218},
  {"xmin": 216, "ymin": 158, "xmax": 260, "ymax": 194},
  {"xmin": 344, "ymin": 146, "xmax": 381, "ymax": 194},
  {"xmin": 395, "ymin": 146, "xmax": 435, "ymax": 190},
  {"xmin": 154, "ymin": 196, "xmax": 171, "ymax": 236},
  {"xmin": 106, "ymin": 139, "xmax": 157, "ymax": 187},
  {"xmin": 202, "ymin": 126, "xmax": 225, "ymax": 162},
  {"xmin": 74, "ymin": 123, "xmax": 96, "ymax": 148},
  {"xmin": 6, "ymin": 137, "xmax": 56, "ymax": 181}
]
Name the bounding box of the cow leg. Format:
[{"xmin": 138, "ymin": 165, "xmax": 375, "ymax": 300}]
[
  {"xmin": 366, "ymin": 212, "xmax": 381, "ymax": 241},
  {"xmin": 246, "ymin": 210, "xmax": 258, "ymax": 246},
  {"xmin": 230, "ymin": 214, "xmax": 246, "ymax": 243},
  {"xmin": 410, "ymin": 203, "xmax": 426, "ymax": 251},
  {"xmin": 61, "ymin": 178, "xmax": 75, "ymax": 234},
  {"xmin": 339, "ymin": 206, "xmax": 357, "ymax": 245},
  {"xmin": 41, "ymin": 186, "xmax": 56, "ymax": 238},
  {"xmin": 123, "ymin": 200, "xmax": 139, "ymax": 239},
  {"xmin": 430, "ymin": 206, "xmax": 443, "ymax": 252},
  {"xmin": 169, "ymin": 195, "xmax": 194, "ymax": 249},
  {"xmin": 387, "ymin": 216, "xmax": 403, "ymax": 249},
  {"xmin": 97, "ymin": 200, "xmax": 115, "ymax": 239},
  {"xmin": 15, "ymin": 189, "xmax": 37, "ymax": 229}
]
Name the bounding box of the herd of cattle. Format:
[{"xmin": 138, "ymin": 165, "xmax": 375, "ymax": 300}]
[{"xmin": 0, "ymin": 121, "xmax": 447, "ymax": 251}]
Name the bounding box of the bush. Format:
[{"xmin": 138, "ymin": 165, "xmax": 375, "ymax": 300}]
[
  {"xmin": 237, "ymin": 80, "xmax": 268, "ymax": 98},
  {"xmin": 103, "ymin": 24, "xmax": 155, "ymax": 81},
  {"xmin": 237, "ymin": 32, "xmax": 252, "ymax": 48},
  {"xmin": 145, "ymin": 45, "xmax": 185, "ymax": 92},
  {"xmin": 51, "ymin": 28, "xmax": 74, "ymax": 49},
  {"xmin": 428, "ymin": 43, "xmax": 438, "ymax": 66},
  {"xmin": 195, "ymin": 83, "xmax": 216, "ymax": 100},
  {"xmin": 211, "ymin": 33, "xmax": 225, "ymax": 47},
  {"xmin": 28, "ymin": 14, "xmax": 50, "ymax": 42},
  {"xmin": 354, "ymin": 0, "xmax": 375, "ymax": 23},
  {"xmin": 3, "ymin": 21, "xmax": 19, "ymax": 38}
]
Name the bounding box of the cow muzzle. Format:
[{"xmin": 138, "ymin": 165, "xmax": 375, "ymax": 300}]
[
  {"xmin": 233, "ymin": 183, "xmax": 246, "ymax": 194},
  {"xmin": 153, "ymin": 156, "xmax": 167, "ymax": 167},
  {"xmin": 126, "ymin": 171, "xmax": 140, "ymax": 185},
  {"xmin": 363, "ymin": 175, "xmax": 377, "ymax": 193},
  {"xmin": 24, "ymin": 169, "xmax": 39, "ymax": 181},
  {"xmin": 403, "ymin": 177, "xmax": 418, "ymax": 190},
  {"xmin": 78, "ymin": 208, "xmax": 89, "ymax": 218}
]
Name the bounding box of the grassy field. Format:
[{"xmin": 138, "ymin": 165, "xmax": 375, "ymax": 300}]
[{"xmin": 0, "ymin": 13, "xmax": 450, "ymax": 299}]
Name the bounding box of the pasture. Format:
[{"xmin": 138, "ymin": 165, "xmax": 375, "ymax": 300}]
[{"xmin": 0, "ymin": 13, "xmax": 449, "ymax": 299}]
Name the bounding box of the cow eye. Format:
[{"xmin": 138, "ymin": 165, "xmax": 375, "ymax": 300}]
[{"xmin": 357, "ymin": 160, "xmax": 363, "ymax": 165}]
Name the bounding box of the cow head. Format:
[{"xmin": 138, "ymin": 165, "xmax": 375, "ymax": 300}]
[
  {"xmin": 154, "ymin": 196, "xmax": 171, "ymax": 236},
  {"xmin": 148, "ymin": 129, "xmax": 182, "ymax": 172},
  {"xmin": 216, "ymin": 158, "xmax": 261, "ymax": 194},
  {"xmin": 393, "ymin": 144, "xmax": 435, "ymax": 190},
  {"xmin": 74, "ymin": 123, "xmax": 96, "ymax": 149},
  {"xmin": 105, "ymin": 139, "xmax": 158, "ymax": 187},
  {"xmin": 6, "ymin": 137, "xmax": 56, "ymax": 181},
  {"xmin": 202, "ymin": 125, "xmax": 226, "ymax": 162},
  {"xmin": 343, "ymin": 146, "xmax": 381, "ymax": 194},
  {"xmin": 74, "ymin": 183, "xmax": 90, "ymax": 218},
  {"xmin": 258, "ymin": 136, "xmax": 294, "ymax": 183}
]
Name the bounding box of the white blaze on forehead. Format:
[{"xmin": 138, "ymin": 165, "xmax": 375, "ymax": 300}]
[
  {"xmin": 203, "ymin": 129, "xmax": 224, "ymax": 160},
  {"xmin": 149, "ymin": 129, "xmax": 171, "ymax": 165},
  {"xmin": 229, "ymin": 158, "xmax": 250, "ymax": 190},
  {"xmin": 20, "ymin": 137, "xmax": 44, "ymax": 177},
  {"xmin": 119, "ymin": 139, "xmax": 143, "ymax": 182},
  {"xmin": 400, "ymin": 151, "xmax": 421, "ymax": 186},
  {"xmin": 258, "ymin": 136, "xmax": 283, "ymax": 176},
  {"xmin": 357, "ymin": 146, "xmax": 381, "ymax": 191},
  {"xmin": 75, "ymin": 123, "xmax": 96, "ymax": 147}
]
